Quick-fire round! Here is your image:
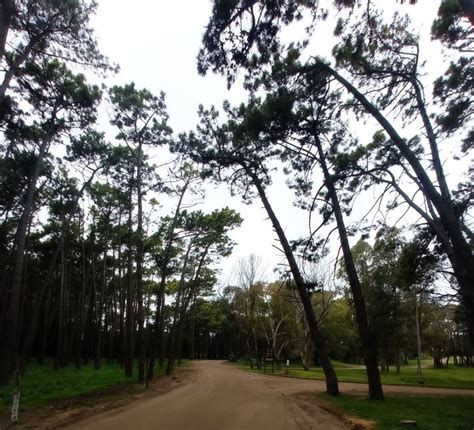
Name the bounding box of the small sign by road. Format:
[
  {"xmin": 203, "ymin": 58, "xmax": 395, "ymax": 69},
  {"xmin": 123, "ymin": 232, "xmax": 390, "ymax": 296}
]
[
  {"xmin": 265, "ymin": 348, "xmax": 274, "ymax": 362},
  {"xmin": 263, "ymin": 348, "xmax": 274, "ymax": 374}
]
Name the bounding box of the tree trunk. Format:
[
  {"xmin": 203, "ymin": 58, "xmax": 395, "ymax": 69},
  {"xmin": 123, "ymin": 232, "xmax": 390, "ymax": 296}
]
[
  {"xmin": 38, "ymin": 289, "xmax": 51, "ymax": 365},
  {"xmin": 107, "ymin": 264, "xmax": 119, "ymax": 363},
  {"xmin": 189, "ymin": 298, "xmax": 196, "ymax": 360},
  {"xmin": 0, "ymin": 0, "xmax": 14, "ymax": 65},
  {"xmin": 246, "ymin": 168, "xmax": 339, "ymax": 396},
  {"xmin": 149, "ymin": 180, "xmax": 190, "ymax": 380},
  {"xmin": 177, "ymin": 321, "xmax": 184, "ymax": 366},
  {"xmin": 157, "ymin": 295, "xmax": 166, "ymax": 368},
  {"xmin": 10, "ymin": 367, "xmax": 20, "ymax": 423},
  {"xmin": 94, "ymin": 218, "xmax": 109, "ymax": 370},
  {"xmin": 0, "ymin": 42, "xmax": 33, "ymax": 99},
  {"xmin": 251, "ymin": 326, "xmax": 261, "ymax": 370},
  {"xmin": 18, "ymin": 171, "xmax": 100, "ymax": 368},
  {"xmin": 314, "ymin": 136, "xmax": 383, "ymax": 400},
  {"xmin": 124, "ymin": 181, "xmax": 134, "ymax": 378},
  {"xmin": 117, "ymin": 210, "xmax": 125, "ymax": 366},
  {"xmin": 166, "ymin": 242, "xmax": 192, "ymax": 375},
  {"xmin": 394, "ymin": 291, "xmax": 401, "ymax": 374},
  {"xmin": 75, "ymin": 230, "xmax": 87, "ymax": 369},
  {"xmin": 176, "ymin": 246, "xmax": 209, "ymax": 365},
  {"xmin": 415, "ymin": 293, "xmax": 423, "ymax": 380},
  {"xmin": 54, "ymin": 237, "xmax": 66, "ymax": 370},
  {"xmin": 136, "ymin": 143, "xmax": 145, "ymax": 383},
  {"xmin": 0, "ymin": 136, "xmax": 51, "ymax": 385}
]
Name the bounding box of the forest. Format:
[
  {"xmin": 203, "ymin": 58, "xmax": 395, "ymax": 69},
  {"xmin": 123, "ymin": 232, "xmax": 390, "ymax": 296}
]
[{"xmin": 0, "ymin": 0, "xmax": 472, "ymax": 426}]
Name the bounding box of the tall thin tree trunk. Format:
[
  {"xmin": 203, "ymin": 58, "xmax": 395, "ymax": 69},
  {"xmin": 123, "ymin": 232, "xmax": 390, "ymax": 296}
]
[
  {"xmin": 38, "ymin": 289, "xmax": 51, "ymax": 365},
  {"xmin": 176, "ymin": 246, "xmax": 209, "ymax": 365},
  {"xmin": 166, "ymin": 242, "xmax": 192, "ymax": 375},
  {"xmin": 136, "ymin": 143, "xmax": 145, "ymax": 383},
  {"xmin": 0, "ymin": 136, "xmax": 50, "ymax": 385},
  {"xmin": 117, "ymin": 210, "xmax": 125, "ymax": 366},
  {"xmin": 0, "ymin": 0, "xmax": 14, "ymax": 65},
  {"xmin": 107, "ymin": 259, "xmax": 118, "ymax": 363},
  {"xmin": 75, "ymin": 229, "xmax": 87, "ymax": 369},
  {"xmin": 18, "ymin": 172, "xmax": 99, "ymax": 368},
  {"xmin": 148, "ymin": 179, "xmax": 190, "ymax": 380},
  {"xmin": 157, "ymin": 296, "xmax": 166, "ymax": 368},
  {"xmin": 189, "ymin": 297, "xmax": 196, "ymax": 360},
  {"xmin": 394, "ymin": 288, "xmax": 401, "ymax": 374},
  {"xmin": 415, "ymin": 292, "xmax": 423, "ymax": 380},
  {"xmin": 246, "ymin": 167, "xmax": 339, "ymax": 396},
  {"xmin": 314, "ymin": 137, "xmax": 383, "ymax": 400},
  {"xmin": 177, "ymin": 321, "xmax": 184, "ymax": 366},
  {"xmin": 54, "ymin": 237, "xmax": 66, "ymax": 370},
  {"xmin": 95, "ymin": 218, "xmax": 109, "ymax": 370},
  {"xmin": 124, "ymin": 181, "xmax": 134, "ymax": 378}
]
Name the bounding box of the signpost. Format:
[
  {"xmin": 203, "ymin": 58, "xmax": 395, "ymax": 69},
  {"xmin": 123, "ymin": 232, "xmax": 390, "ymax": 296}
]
[{"xmin": 263, "ymin": 347, "xmax": 274, "ymax": 374}]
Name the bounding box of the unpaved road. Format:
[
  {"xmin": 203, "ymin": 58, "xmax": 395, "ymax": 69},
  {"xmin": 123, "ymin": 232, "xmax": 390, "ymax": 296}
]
[
  {"xmin": 69, "ymin": 361, "xmax": 349, "ymax": 430},
  {"xmin": 68, "ymin": 361, "xmax": 474, "ymax": 430}
]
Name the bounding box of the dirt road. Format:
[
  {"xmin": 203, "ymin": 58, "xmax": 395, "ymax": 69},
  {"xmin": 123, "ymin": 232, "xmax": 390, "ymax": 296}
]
[
  {"xmin": 67, "ymin": 361, "xmax": 474, "ymax": 430},
  {"xmin": 69, "ymin": 361, "xmax": 349, "ymax": 430}
]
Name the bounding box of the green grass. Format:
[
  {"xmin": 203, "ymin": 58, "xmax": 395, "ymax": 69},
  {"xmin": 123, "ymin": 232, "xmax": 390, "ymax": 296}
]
[
  {"xmin": 0, "ymin": 360, "xmax": 171, "ymax": 409},
  {"xmin": 405, "ymin": 359, "xmax": 433, "ymax": 367},
  {"xmin": 321, "ymin": 393, "xmax": 474, "ymax": 429},
  {"xmin": 237, "ymin": 361, "xmax": 474, "ymax": 389}
]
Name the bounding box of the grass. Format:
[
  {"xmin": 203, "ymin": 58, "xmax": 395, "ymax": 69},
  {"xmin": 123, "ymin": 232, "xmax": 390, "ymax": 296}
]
[
  {"xmin": 0, "ymin": 360, "xmax": 172, "ymax": 409},
  {"xmin": 321, "ymin": 393, "xmax": 474, "ymax": 430},
  {"xmin": 237, "ymin": 361, "xmax": 474, "ymax": 389},
  {"xmin": 405, "ymin": 359, "xmax": 434, "ymax": 367}
]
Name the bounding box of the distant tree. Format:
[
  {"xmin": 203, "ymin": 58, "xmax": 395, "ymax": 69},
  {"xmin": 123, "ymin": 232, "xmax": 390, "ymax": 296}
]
[{"xmin": 165, "ymin": 207, "xmax": 242, "ymax": 375}]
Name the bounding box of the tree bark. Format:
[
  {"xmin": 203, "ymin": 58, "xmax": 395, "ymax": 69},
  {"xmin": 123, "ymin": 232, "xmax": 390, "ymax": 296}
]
[
  {"xmin": 0, "ymin": 135, "xmax": 51, "ymax": 385},
  {"xmin": 18, "ymin": 170, "xmax": 100, "ymax": 369},
  {"xmin": 176, "ymin": 245, "xmax": 210, "ymax": 364},
  {"xmin": 94, "ymin": 217, "xmax": 109, "ymax": 370},
  {"xmin": 314, "ymin": 136, "xmax": 384, "ymax": 400},
  {"xmin": 148, "ymin": 179, "xmax": 190, "ymax": 380},
  {"xmin": 166, "ymin": 242, "xmax": 192, "ymax": 375},
  {"xmin": 136, "ymin": 142, "xmax": 145, "ymax": 383},
  {"xmin": 189, "ymin": 296, "xmax": 196, "ymax": 360},
  {"xmin": 124, "ymin": 180, "xmax": 134, "ymax": 378},
  {"xmin": 75, "ymin": 227, "xmax": 87, "ymax": 369},
  {"xmin": 54, "ymin": 236, "xmax": 66, "ymax": 370},
  {"xmin": 246, "ymin": 167, "xmax": 339, "ymax": 396},
  {"xmin": 0, "ymin": 0, "xmax": 14, "ymax": 67}
]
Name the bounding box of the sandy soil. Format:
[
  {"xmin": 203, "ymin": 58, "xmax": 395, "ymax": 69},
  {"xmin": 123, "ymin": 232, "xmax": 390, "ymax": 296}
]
[
  {"xmin": 8, "ymin": 361, "xmax": 474, "ymax": 430},
  {"xmin": 67, "ymin": 361, "xmax": 350, "ymax": 430}
]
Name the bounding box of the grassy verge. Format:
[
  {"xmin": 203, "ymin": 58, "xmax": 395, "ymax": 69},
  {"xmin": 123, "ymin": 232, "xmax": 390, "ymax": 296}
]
[
  {"xmin": 237, "ymin": 361, "xmax": 474, "ymax": 389},
  {"xmin": 320, "ymin": 393, "xmax": 474, "ymax": 430},
  {"xmin": 0, "ymin": 360, "xmax": 183, "ymax": 409}
]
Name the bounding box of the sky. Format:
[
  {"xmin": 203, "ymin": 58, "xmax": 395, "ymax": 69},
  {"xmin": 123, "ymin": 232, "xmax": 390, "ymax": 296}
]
[{"xmin": 89, "ymin": 0, "xmax": 457, "ymax": 287}]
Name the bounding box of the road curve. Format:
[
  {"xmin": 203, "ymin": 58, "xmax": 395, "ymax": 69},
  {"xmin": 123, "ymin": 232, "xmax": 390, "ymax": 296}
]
[{"xmin": 69, "ymin": 361, "xmax": 349, "ymax": 430}]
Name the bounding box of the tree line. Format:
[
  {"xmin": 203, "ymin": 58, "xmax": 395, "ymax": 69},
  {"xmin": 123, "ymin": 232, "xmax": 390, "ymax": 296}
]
[{"xmin": 212, "ymin": 248, "xmax": 470, "ymax": 373}]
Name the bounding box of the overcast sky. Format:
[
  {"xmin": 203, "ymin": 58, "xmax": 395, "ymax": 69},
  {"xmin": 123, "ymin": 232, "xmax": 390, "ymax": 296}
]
[{"xmin": 89, "ymin": 1, "xmax": 453, "ymax": 286}]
